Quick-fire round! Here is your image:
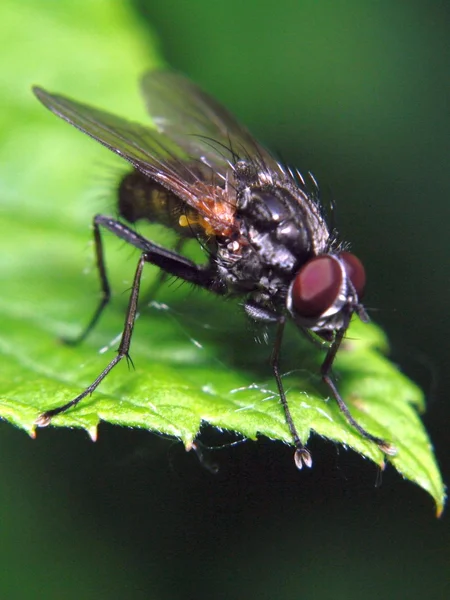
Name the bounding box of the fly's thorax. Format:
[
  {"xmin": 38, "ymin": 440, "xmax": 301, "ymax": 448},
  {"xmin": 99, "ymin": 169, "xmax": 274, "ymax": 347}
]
[
  {"xmin": 212, "ymin": 164, "xmax": 333, "ymax": 299},
  {"xmin": 214, "ymin": 176, "xmax": 331, "ymax": 299},
  {"xmin": 234, "ymin": 164, "xmax": 330, "ymax": 262}
]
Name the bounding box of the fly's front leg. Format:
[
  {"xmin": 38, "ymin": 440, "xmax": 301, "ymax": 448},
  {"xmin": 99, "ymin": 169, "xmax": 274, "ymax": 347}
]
[
  {"xmin": 271, "ymin": 316, "xmax": 313, "ymax": 469},
  {"xmin": 320, "ymin": 326, "xmax": 396, "ymax": 456},
  {"xmin": 37, "ymin": 215, "xmax": 222, "ymax": 426}
]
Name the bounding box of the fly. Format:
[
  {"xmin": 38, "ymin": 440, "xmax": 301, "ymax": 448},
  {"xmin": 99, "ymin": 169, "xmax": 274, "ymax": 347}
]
[{"xmin": 33, "ymin": 71, "xmax": 395, "ymax": 468}]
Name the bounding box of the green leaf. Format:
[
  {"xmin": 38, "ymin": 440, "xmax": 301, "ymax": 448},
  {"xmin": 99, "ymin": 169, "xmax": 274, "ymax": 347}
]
[{"xmin": 0, "ymin": 0, "xmax": 444, "ymax": 515}]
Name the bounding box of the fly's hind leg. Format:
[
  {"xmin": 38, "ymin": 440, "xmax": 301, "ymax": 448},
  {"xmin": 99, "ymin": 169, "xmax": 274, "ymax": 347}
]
[
  {"xmin": 37, "ymin": 215, "xmax": 221, "ymax": 426},
  {"xmin": 140, "ymin": 238, "xmax": 186, "ymax": 308},
  {"xmin": 61, "ymin": 215, "xmax": 111, "ymax": 346},
  {"xmin": 37, "ymin": 249, "xmax": 147, "ymax": 425}
]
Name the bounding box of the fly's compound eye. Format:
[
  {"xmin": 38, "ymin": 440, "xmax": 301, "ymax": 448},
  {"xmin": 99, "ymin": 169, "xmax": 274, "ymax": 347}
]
[
  {"xmin": 290, "ymin": 255, "xmax": 343, "ymax": 319},
  {"xmin": 339, "ymin": 251, "xmax": 366, "ymax": 299}
]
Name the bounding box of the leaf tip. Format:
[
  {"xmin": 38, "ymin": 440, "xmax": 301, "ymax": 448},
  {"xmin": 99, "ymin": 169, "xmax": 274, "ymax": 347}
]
[
  {"xmin": 188, "ymin": 440, "xmax": 219, "ymax": 474},
  {"xmin": 88, "ymin": 426, "xmax": 98, "ymax": 442},
  {"xmin": 435, "ymin": 489, "xmax": 447, "ymax": 518}
]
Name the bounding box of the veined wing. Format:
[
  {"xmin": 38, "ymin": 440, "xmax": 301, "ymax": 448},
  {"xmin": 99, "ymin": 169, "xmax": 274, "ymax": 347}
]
[
  {"xmin": 32, "ymin": 86, "xmax": 233, "ymax": 219},
  {"xmin": 141, "ymin": 71, "xmax": 281, "ymax": 175}
]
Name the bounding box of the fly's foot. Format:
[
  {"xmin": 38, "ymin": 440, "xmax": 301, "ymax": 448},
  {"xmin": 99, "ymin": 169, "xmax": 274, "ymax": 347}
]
[
  {"xmin": 35, "ymin": 412, "xmax": 53, "ymax": 427},
  {"xmin": 378, "ymin": 441, "xmax": 397, "ymax": 456},
  {"xmin": 294, "ymin": 446, "xmax": 313, "ymax": 469}
]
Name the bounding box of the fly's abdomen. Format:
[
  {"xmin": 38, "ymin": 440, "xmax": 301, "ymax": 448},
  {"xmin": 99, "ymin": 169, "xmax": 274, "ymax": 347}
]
[{"xmin": 118, "ymin": 170, "xmax": 209, "ymax": 239}]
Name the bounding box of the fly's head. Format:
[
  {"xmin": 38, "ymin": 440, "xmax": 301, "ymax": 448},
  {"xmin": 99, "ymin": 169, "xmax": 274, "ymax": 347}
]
[{"xmin": 287, "ymin": 251, "xmax": 368, "ymax": 340}]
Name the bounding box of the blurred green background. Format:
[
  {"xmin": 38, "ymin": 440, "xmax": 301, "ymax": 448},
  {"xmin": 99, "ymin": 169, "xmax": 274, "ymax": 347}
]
[{"xmin": 1, "ymin": 0, "xmax": 449, "ymax": 598}]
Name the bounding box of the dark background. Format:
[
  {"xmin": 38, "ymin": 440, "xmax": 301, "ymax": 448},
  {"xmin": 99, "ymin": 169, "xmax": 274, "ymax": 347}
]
[{"xmin": 2, "ymin": 1, "xmax": 449, "ymax": 598}]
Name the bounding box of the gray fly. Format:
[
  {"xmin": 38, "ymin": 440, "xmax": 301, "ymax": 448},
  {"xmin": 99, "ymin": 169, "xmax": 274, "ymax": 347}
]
[{"xmin": 33, "ymin": 71, "xmax": 395, "ymax": 467}]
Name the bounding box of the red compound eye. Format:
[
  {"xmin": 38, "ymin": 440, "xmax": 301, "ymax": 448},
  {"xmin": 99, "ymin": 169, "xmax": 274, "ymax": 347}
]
[
  {"xmin": 291, "ymin": 255, "xmax": 343, "ymax": 319},
  {"xmin": 339, "ymin": 251, "xmax": 366, "ymax": 298}
]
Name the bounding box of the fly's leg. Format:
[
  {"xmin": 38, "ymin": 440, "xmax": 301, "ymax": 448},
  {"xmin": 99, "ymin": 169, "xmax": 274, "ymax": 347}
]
[
  {"xmin": 36, "ymin": 215, "xmax": 222, "ymax": 426},
  {"xmin": 140, "ymin": 238, "xmax": 186, "ymax": 307},
  {"xmin": 271, "ymin": 316, "xmax": 313, "ymax": 469},
  {"xmin": 36, "ymin": 251, "xmax": 146, "ymax": 425},
  {"xmin": 62, "ymin": 216, "xmax": 111, "ymax": 345},
  {"xmin": 321, "ymin": 324, "xmax": 396, "ymax": 456}
]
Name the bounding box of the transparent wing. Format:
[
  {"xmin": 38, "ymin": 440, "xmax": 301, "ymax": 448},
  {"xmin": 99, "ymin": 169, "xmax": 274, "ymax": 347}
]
[
  {"xmin": 141, "ymin": 71, "xmax": 281, "ymax": 173},
  {"xmin": 33, "ymin": 86, "xmax": 224, "ymax": 210}
]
